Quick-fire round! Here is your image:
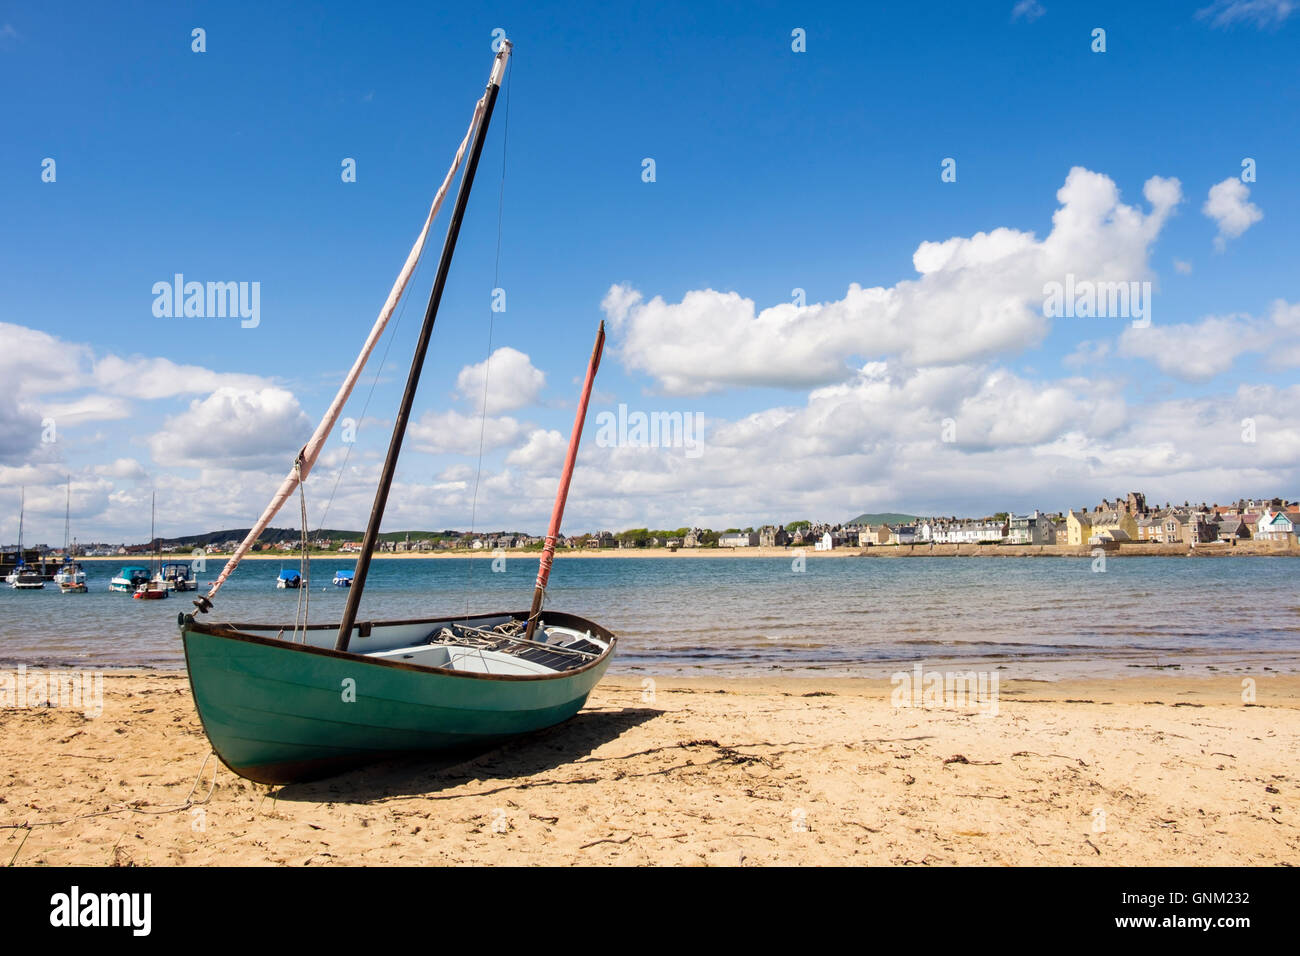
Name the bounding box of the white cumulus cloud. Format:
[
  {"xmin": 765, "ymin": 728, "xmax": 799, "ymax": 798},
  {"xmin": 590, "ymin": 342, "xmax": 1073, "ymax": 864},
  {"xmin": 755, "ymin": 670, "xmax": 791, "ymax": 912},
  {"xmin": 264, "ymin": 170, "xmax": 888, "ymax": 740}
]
[
  {"xmin": 1203, "ymin": 178, "xmax": 1262, "ymax": 250},
  {"xmin": 505, "ymin": 429, "xmax": 566, "ymax": 471},
  {"xmin": 408, "ymin": 408, "xmax": 525, "ymax": 456},
  {"xmin": 454, "ymin": 347, "xmax": 546, "ymax": 414},
  {"xmin": 148, "ymin": 387, "xmax": 313, "ymax": 469},
  {"xmin": 1118, "ymin": 300, "xmax": 1300, "ymax": 381},
  {"xmin": 93, "ymin": 355, "xmax": 270, "ymax": 400},
  {"xmin": 605, "ymin": 168, "xmax": 1182, "ymax": 394}
]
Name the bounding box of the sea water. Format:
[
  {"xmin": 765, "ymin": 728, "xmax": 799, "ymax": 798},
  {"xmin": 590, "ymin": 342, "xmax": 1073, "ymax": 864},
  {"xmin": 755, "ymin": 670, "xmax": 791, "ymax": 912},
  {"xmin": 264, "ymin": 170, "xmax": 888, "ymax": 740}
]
[{"xmin": 1, "ymin": 556, "xmax": 1296, "ymax": 678}]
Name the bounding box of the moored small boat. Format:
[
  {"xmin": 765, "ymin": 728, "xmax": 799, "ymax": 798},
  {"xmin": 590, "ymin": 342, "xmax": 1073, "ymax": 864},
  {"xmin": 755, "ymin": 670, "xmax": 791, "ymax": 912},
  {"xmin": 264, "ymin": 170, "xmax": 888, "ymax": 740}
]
[
  {"xmin": 110, "ymin": 565, "xmax": 152, "ymax": 593},
  {"xmin": 277, "ymin": 569, "xmax": 302, "ymax": 589},
  {"xmin": 131, "ymin": 491, "xmax": 168, "ymax": 600},
  {"xmin": 57, "ymin": 560, "xmax": 88, "ymax": 592},
  {"xmin": 5, "ymin": 488, "xmax": 43, "ymax": 588},
  {"xmin": 53, "ymin": 480, "xmax": 83, "ymax": 589},
  {"xmin": 332, "ymin": 569, "xmax": 354, "ymax": 588},
  {"xmin": 52, "ymin": 562, "xmax": 84, "ymax": 586},
  {"xmin": 133, "ymin": 582, "xmax": 168, "ymax": 600},
  {"xmin": 9, "ymin": 570, "xmax": 44, "ymax": 590},
  {"xmin": 156, "ymin": 562, "xmax": 196, "ymax": 591}
]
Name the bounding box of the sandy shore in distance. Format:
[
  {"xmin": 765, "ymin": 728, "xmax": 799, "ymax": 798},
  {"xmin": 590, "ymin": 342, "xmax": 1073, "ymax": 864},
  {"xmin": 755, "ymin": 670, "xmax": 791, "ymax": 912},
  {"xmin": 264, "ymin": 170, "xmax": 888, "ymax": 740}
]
[
  {"xmin": 80, "ymin": 541, "xmax": 1300, "ymax": 561},
  {"xmin": 3, "ymin": 673, "xmax": 1296, "ymax": 865}
]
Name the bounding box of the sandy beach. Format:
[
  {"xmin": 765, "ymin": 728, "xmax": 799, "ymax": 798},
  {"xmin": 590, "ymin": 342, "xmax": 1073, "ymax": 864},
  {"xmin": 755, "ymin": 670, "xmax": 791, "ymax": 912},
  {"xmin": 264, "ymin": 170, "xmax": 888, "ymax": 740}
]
[{"xmin": 3, "ymin": 672, "xmax": 1296, "ymax": 866}]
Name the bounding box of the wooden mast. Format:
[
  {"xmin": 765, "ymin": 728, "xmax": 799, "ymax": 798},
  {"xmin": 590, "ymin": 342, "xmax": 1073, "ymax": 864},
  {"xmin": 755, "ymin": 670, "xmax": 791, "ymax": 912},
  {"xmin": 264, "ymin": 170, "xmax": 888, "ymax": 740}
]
[
  {"xmin": 336, "ymin": 41, "xmax": 511, "ymax": 651},
  {"xmin": 524, "ymin": 321, "xmax": 605, "ymax": 642}
]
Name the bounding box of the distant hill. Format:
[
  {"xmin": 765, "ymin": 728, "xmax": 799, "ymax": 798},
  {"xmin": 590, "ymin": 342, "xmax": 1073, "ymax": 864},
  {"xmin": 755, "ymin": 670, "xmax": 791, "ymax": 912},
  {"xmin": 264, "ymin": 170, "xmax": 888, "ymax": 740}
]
[{"xmin": 847, "ymin": 512, "xmax": 918, "ymax": 526}]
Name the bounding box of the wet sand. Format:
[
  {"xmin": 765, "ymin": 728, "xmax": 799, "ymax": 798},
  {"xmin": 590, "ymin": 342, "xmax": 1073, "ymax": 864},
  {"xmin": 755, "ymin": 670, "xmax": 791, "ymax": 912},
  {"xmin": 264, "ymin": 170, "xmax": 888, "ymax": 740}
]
[{"xmin": 3, "ymin": 673, "xmax": 1296, "ymax": 866}]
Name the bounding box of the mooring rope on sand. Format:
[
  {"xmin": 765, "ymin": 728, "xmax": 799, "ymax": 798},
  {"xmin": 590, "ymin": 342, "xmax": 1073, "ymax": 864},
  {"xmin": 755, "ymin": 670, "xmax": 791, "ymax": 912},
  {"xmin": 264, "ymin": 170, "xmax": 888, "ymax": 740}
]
[{"xmin": 2, "ymin": 749, "xmax": 220, "ymax": 865}]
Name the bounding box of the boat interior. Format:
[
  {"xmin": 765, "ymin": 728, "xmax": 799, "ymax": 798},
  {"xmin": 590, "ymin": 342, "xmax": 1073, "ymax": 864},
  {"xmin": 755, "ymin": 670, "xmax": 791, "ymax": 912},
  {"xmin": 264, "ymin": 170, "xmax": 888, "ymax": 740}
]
[{"xmin": 217, "ymin": 613, "xmax": 610, "ymax": 677}]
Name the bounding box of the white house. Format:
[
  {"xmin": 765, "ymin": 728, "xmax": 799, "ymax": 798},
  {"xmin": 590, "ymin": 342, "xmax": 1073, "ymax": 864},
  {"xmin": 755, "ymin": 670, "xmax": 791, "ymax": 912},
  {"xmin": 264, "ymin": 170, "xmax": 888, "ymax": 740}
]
[{"xmin": 1257, "ymin": 509, "xmax": 1296, "ymax": 540}]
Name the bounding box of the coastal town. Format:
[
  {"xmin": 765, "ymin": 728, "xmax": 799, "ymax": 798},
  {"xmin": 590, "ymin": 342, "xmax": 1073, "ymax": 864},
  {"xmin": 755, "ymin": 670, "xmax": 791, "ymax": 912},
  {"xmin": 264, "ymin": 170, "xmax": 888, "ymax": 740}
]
[{"xmin": 7, "ymin": 492, "xmax": 1297, "ymax": 563}]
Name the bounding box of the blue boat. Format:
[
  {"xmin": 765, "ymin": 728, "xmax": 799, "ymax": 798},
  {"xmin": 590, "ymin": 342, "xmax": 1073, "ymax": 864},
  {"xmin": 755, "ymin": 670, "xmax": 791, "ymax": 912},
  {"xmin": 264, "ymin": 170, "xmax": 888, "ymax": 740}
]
[
  {"xmin": 276, "ymin": 569, "xmax": 302, "ymax": 589},
  {"xmin": 332, "ymin": 570, "xmax": 354, "ymax": 588},
  {"xmin": 109, "ymin": 565, "xmax": 152, "ymax": 593}
]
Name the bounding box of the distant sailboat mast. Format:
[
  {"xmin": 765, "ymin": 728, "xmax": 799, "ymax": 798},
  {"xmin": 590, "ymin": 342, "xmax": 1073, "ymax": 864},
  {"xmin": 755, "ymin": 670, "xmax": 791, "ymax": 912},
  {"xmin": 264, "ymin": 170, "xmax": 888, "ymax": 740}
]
[
  {"xmin": 151, "ymin": 491, "xmax": 157, "ymax": 577},
  {"xmin": 15, "ymin": 487, "xmax": 24, "ymax": 568},
  {"xmin": 63, "ymin": 476, "xmax": 71, "ymax": 560}
]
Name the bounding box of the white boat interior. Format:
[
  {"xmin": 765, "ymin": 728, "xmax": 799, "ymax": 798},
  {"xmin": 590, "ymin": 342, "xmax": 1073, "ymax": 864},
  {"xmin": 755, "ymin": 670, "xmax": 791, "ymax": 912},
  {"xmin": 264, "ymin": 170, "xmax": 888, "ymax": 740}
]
[{"xmin": 227, "ymin": 614, "xmax": 610, "ymax": 677}]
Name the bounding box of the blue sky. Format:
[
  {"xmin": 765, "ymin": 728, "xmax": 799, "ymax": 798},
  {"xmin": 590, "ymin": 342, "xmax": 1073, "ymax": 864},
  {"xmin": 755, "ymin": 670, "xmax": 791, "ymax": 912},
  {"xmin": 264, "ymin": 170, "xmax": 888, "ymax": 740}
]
[{"xmin": 1, "ymin": 0, "xmax": 1297, "ymax": 543}]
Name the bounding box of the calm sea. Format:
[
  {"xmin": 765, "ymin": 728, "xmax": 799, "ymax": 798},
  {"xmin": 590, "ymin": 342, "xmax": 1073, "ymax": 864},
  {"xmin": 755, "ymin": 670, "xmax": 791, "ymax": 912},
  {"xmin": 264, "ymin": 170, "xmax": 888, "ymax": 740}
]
[{"xmin": 2, "ymin": 556, "xmax": 1297, "ymax": 678}]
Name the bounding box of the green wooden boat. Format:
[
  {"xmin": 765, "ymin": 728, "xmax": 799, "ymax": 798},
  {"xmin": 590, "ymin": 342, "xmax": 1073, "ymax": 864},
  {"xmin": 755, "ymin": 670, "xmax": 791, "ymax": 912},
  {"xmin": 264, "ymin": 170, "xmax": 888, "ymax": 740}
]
[
  {"xmin": 179, "ymin": 610, "xmax": 615, "ymax": 784},
  {"xmin": 182, "ymin": 40, "xmax": 618, "ymax": 786}
]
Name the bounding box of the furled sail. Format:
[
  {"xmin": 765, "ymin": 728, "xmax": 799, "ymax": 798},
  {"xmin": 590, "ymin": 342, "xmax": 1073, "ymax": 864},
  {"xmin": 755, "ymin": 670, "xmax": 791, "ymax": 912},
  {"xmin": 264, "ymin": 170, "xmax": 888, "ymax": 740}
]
[{"xmin": 199, "ymin": 44, "xmax": 513, "ymax": 610}]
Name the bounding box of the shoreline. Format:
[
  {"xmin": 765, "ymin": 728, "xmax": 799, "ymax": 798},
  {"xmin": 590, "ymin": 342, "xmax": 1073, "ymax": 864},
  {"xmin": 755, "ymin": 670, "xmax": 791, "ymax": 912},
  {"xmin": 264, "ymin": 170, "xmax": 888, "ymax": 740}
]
[
  {"xmin": 4, "ymin": 671, "xmax": 1296, "ymax": 865},
  {"xmin": 73, "ymin": 541, "xmax": 1300, "ymax": 561}
]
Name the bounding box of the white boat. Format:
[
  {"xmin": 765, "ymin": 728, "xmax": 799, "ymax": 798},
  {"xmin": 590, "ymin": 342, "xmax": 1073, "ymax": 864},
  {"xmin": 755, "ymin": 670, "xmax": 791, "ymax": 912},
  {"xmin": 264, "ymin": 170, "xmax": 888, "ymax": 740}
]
[
  {"xmin": 52, "ymin": 564, "xmax": 83, "ymax": 586},
  {"xmin": 59, "ymin": 569, "xmax": 87, "ymax": 593},
  {"xmin": 277, "ymin": 569, "xmax": 302, "ymax": 589},
  {"xmin": 54, "ymin": 478, "xmax": 87, "ymax": 590},
  {"xmin": 155, "ymin": 562, "xmax": 196, "ymax": 591},
  {"xmin": 110, "ymin": 565, "xmax": 152, "ymax": 592},
  {"xmin": 5, "ymin": 487, "xmax": 42, "ymax": 589}
]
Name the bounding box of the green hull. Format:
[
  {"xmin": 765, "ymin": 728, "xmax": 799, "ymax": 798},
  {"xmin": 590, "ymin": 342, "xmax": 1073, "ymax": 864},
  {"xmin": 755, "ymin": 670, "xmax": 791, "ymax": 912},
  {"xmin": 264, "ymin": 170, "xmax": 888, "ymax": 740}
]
[{"xmin": 181, "ymin": 611, "xmax": 615, "ymax": 784}]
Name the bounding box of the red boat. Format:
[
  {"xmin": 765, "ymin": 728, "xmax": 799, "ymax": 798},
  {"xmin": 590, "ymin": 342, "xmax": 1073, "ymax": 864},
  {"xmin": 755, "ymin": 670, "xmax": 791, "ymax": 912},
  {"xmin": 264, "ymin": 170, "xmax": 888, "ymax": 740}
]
[{"xmin": 133, "ymin": 583, "xmax": 168, "ymax": 600}]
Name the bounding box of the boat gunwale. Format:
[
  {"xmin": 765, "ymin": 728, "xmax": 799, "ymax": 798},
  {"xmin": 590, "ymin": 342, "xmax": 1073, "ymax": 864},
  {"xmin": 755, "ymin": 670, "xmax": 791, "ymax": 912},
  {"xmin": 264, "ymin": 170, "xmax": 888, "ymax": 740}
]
[{"xmin": 181, "ymin": 608, "xmax": 617, "ymax": 684}]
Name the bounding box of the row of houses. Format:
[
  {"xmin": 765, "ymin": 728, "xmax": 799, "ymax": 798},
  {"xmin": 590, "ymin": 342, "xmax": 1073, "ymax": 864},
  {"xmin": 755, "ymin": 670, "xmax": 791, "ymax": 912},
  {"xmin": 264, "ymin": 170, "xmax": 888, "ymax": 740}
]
[
  {"xmin": 1071, "ymin": 505, "xmax": 1298, "ymax": 547},
  {"xmin": 63, "ymin": 492, "xmax": 1299, "ymax": 555},
  {"xmin": 710, "ymin": 497, "xmax": 1298, "ymax": 551}
]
